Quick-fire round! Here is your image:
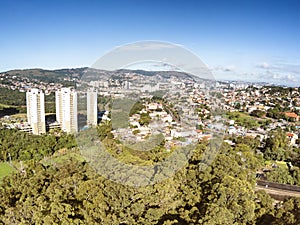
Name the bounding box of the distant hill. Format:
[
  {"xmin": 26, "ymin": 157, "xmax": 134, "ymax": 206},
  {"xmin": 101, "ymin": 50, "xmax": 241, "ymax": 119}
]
[
  {"xmin": 1, "ymin": 67, "xmax": 210, "ymax": 84},
  {"xmin": 2, "ymin": 67, "xmax": 297, "ymax": 88},
  {"xmin": 1, "ymin": 68, "xmax": 87, "ymax": 83},
  {"xmin": 117, "ymin": 69, "xmax": 200, "ymax": 80},
  {"xmin": 81, "ymin": 68, "xmax": 208, "ymax": 83}
]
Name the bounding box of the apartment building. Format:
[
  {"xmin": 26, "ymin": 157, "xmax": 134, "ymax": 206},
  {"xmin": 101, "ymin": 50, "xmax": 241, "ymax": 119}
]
[
  {"xmin": 55, "ymin": 87, "xmax": 78, "ymax": 133},
  {"xmin": 26, "ymin": 88, "xmax": 46, "ymax": 135}
]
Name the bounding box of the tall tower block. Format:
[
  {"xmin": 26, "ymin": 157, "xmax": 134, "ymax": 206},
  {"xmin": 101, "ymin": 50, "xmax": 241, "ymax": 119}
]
[
  {"xmin": 87, "ymin": 89, "xmax": 98, "ymax": 126},
  {"xmin": 26, "ymin": 88, "xmax": 46, "ymax": 135},
  {"xmin": 55, "ymin": 87, "xmax": 78, "ymax": 133}
]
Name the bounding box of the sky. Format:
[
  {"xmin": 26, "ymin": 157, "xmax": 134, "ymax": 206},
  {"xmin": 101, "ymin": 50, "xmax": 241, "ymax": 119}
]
[{"xmin": 0, "ymin": 0, "xmax": 299, "ymax": 86}]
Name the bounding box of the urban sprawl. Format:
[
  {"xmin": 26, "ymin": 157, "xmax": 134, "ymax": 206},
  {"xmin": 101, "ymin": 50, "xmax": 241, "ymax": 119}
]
[{"xmin": 1, "ymin": 69, "xmax": 300, "ymax": 151}]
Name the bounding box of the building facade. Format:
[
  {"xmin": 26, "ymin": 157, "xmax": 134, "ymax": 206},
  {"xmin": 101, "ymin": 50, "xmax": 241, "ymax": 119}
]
[
  {"xmin": 26, "ymin": 88, "xmax": 46, "ymax": 135},
  {"xmin": 56, "ymin": 87, "xmax": 78, "ymax": 133},
  {"xmin": 87, "ymin": 89, "xmax": 98, "ymax": 126}
]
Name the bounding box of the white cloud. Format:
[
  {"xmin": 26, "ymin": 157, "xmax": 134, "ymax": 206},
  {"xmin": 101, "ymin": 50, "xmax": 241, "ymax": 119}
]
[
  {"xmin": 115, "ymin": 42, "xmax": 177, "ymax": 52},
  {"xmin": 255, "ymin": 70, "xmax": 299, "ymax": 85},
  {"xmin": 212, "ymin": 64, "xmax": 236, "ymax": 72},
  {"xmin": 224, "ymin": 65, "xmax": 236, "ymax": 72},
  {"xmin": 257, "ymin": 62, "xmax": 270, "ymax": 69},
  {"xmin": 253, "ymin": 61, "xmax": 300, "ymax": 85}
]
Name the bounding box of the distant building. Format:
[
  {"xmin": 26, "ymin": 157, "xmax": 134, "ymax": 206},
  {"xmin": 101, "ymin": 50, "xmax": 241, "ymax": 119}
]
[
  {"xmin": 56, "ymin": 87, "xmax": 78, "ymax": 133},
  {"xmin": 26, "ymin": 88, "xmax": 46, "ymax": 135},
  {"xmin": 285, "ymin": 112, "xmax": 299, "ymax": 121},
  {"xmin": 287, "ymin": 132, "xmax": 298, "ymax": 146},
  {"xmin": 228, "ymin": 126, "xmax": 237, "ymax": 135},
  {"xmin": 123, "ymin": 80, "xmax": 131, "ymax": 90},
  {"xmin": 87, "ymin": 89, "xmax": 98, "ymax": 126}
]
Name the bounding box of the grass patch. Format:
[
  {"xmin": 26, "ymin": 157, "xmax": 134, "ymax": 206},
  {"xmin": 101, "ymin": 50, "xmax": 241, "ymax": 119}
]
[
  {"xmin": 226, "ymin": 111, "xmax": 260, "ymax": 129},
  {"xmin": 42, "ymin": 152, "xmax": 86, "ymax": 166},
  {"xmin": 10, "ymin": 113, "xmax": 27, "ymax": 119},
  {"xmin": 265, "ymin": 160, "xmax": 272, "ymax": 166},
  {"xmin": 264, "ymin": 160, "xmax": 288, "ymax": 170},
  {"xmin": 0, "ymin": 162, "xmax": 15, "ymax": 180},
  {"xmin": 0, "ymin": 103, "xmax": 12, "ymax": 108},
  {"xmin": 276, "ymin": 161, "xmax": 289, "ymax": 169}
]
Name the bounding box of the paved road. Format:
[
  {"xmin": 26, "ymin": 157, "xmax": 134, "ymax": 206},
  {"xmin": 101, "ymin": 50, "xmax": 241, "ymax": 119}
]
[{"xmin": 255, "ymin": 185, "xmax": 300, "ymax": 198}]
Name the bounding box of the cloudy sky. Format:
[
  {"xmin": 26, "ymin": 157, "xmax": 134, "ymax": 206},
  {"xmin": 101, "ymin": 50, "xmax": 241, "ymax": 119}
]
[{"xmin": 0, "ymin": 0, "xmax": 299, "ymax": 86}]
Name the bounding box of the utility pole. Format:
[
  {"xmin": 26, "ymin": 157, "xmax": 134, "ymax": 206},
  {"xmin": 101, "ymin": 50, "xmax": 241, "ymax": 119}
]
[{"xmin": 8, "ymin": 152, "xmax": 12, "ymax": 165}]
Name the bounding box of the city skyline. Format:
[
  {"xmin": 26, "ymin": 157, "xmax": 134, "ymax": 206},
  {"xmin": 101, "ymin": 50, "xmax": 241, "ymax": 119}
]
[{"xmin": 0, "ymin": 0, "xmax": 299, "ymax": 86}]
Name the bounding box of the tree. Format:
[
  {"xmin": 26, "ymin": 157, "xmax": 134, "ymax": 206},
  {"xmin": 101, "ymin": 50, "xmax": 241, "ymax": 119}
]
[
  {"xmin": 139, "ymin": 113, "xmax": 151, "ymax": 126},
  {"xmin": 255, "ymin": 190, "xmax": 275, "ymax": 224},
  {"xmin": 263, "ymin": 129, "xmax": 290, "ymax": 161},
  {"xmin": 267, "ymin": 167, "xmax": 295, "ymax": 185},
  {"xmin": 271, "ymin": 198, "xmax": 300, "ymax": 225},
  {"xmin": 200, "ymin": 175, "xmax": 256, "ymax": 225},
  {"xmin": 251, "ymin": 109, "xmax": 266, "ymax": 118}
]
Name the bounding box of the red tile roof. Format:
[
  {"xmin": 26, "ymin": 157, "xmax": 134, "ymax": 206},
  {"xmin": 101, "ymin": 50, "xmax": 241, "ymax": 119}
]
[{"xmin": 285, "ymin": 112, "xmax": 299, "ymax": 118}]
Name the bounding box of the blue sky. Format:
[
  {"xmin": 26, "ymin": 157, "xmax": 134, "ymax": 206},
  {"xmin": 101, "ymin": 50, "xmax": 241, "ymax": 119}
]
[{"xmin": 0, "ymin": 0, "xmax": 299, "ymax": 85}]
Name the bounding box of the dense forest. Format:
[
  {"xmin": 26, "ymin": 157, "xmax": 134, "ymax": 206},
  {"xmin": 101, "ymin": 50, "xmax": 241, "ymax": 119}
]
[
  {"xmin": 0, "ymin": 125, "xmax": 300, "ymax": 224},
  {"xmin": 0, "ymin": 88, "xmax": 26, "ymax": 108},
  {"xmin": 0, "ymin": 129, "xmax": 76, "ymax": 162},
  {"xmin": 0, "ymin": 88, "xmax": 55, "ymax": 114}
]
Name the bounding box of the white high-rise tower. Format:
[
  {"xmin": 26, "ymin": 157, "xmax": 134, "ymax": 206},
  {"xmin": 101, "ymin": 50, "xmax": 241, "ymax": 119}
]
[
  {"xmin": 26, "ymin": 88, "xmax": 46, "ymax": 135},
  {"xmin": 55, "ymin": 87, "xmax": 78, "ymax": 133},
  {"xmin": 87, "ymin": 89, "xmax": 98, "ymax": 126}
]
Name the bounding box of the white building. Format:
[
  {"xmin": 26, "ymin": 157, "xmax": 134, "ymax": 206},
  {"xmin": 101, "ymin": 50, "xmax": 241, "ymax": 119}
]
[
  {"xmin": 56, "ymin": 87, "xmax": 78, "ymax": 133},
  {"xmin": 26, "ymin": 88, "xmax": 46, "ymax": 135},
  {"xmin": 123, "ymin": 80, "xmax": 131, "ymax": 90},
  {"xmin": 87, "ymin": 89, "xmax": 98, "ymax": 126}
]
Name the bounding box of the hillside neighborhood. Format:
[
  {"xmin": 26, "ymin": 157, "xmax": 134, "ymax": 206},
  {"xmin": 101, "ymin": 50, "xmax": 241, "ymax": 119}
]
[{"xmin": 0, "ymin": 69, "xmax": 299, "ymax": 156}]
